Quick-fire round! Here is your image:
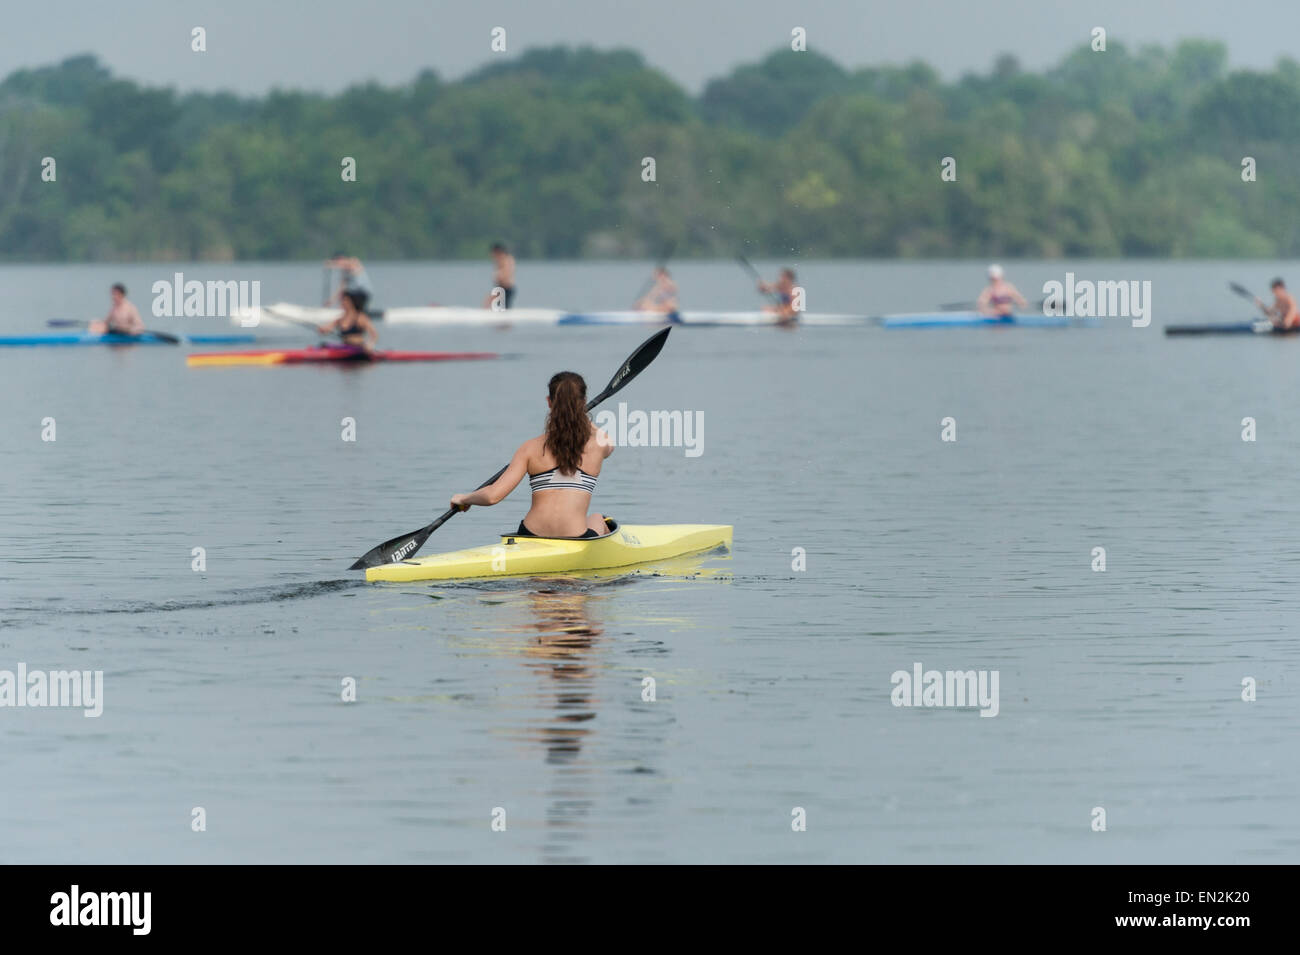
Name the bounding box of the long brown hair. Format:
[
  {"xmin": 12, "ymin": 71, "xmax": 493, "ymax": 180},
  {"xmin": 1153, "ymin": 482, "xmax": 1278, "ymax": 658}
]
[{"xmin": 544, "ymin": 372, "xmax": 590, "ymax": 473}]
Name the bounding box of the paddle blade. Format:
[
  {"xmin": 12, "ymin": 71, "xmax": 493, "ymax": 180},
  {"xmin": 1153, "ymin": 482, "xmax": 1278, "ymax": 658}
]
[
  {"xmin": 148, "ymin": 330, "xmax": 181, "ymax": 344},
  {"xmin": 1229, "ymin": 282, "xmax": 1253, "ymax": 298},
  {"xmin": 350, "ymin": 523, "xmax": 437, "ymax": 570},
  {"xmin": 351, "ymin": 466, "xmax": 508, "ymax": 568},
  {"xmin": 47, "ymin": 319, "xmax": 89, "ymax": 328},
  {"xmin": 592, "ymin": 326, "xmax": 670, "ymax": 406}
]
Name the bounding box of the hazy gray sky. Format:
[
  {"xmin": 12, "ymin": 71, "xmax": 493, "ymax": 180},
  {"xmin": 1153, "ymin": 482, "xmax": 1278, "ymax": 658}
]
[{"xmin": 6, "ymin": 0, "xmax": 1297, "ymax": 94}]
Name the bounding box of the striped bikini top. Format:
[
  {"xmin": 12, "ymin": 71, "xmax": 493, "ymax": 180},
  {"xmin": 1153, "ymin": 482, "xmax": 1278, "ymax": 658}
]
[{"xmin": 529, "ymin": 466, "xmax": 598, "ymax": 494}]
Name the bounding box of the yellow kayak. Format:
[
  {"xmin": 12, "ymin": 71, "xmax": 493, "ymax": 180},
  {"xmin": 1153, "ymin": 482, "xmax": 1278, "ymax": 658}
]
[{"xmin": 365, "ymin": 520, "xmax": 732, "ymax": 582}]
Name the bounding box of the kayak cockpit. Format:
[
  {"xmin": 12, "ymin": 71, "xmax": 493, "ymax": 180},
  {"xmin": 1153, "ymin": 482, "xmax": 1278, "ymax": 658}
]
[{"xmin": 503, "ymin": 517, "xmax": 619, "ymax": 543}]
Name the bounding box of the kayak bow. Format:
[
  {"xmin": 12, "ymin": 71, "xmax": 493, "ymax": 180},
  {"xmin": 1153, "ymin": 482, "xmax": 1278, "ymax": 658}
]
[{"xmin": 365, "ymin": 521, "xmax": 732, "ymax": 581}]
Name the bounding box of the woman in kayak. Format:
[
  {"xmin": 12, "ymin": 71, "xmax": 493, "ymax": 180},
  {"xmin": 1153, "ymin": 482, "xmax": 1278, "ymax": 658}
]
[
  {"xmin": 450, "ymin": 371, "xmax": 613, "ymax": 538},
  {"xmin": 635, "ymin": 266, "xmax": 682, "ymax": 323},
  {"xmin": 757, "ymin": 268, "xmax": 799, "ymax": 324},
  {"xmin": 977, "ymin": 264, "xmax": 1029, "ymax": 317},
  {"xmin": 317, "ymin": 291, "xmax": 377, "ymax": 353}
]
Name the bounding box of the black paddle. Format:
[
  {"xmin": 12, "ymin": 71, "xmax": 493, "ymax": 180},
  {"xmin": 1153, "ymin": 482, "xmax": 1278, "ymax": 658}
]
[
  {"xmin": 46, "ymin": 319, "xmax": 179, "ymax": 343},
  {"xmin": 267, "ymin": 310, "xmax": 331, "ymax": 332},
  {"xmin": 1229, "ymin": 281, "xmax": 1283, "ymax": 330},
  {"xmin": 736, "ymin": 255, "xmax": 781, "ymax": 304},
  {"xmin": 349, "ymin": 326, "xmax": 673, "ymax": 569},
  {"xmin": 1229, "ymin": 282, "xmax": 1270, "ymax": 315}
]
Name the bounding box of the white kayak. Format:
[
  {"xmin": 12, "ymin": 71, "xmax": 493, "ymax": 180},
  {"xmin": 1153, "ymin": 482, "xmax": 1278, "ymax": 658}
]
[
  {"xmin": 557, "ymin": 311, "xmax": 875, "ymax": 327},
  {"xmin": 382, "ymin": 306, "xmax": 565, "ymax": 326},
  {"xmin": 230, "ymin": 303, "xmax": 565, "ymax": 327},
  {"xmin": 230, "ymin": 303, "xmax": 341, "ymax": 327},
  {"xmin": 232, "ymin": 303, "xmax": 876, "ymax": 329}
]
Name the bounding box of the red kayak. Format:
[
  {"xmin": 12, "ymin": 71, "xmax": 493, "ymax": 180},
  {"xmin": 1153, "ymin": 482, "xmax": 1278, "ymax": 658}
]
[{"xmin": 188, "ymin": 345, "xmax": 500, "ymax": 367}]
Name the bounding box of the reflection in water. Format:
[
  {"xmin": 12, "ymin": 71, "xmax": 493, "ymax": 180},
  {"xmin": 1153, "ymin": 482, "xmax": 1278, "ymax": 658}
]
[
  {"xmin": 470, "ymin": 561, "xmax": 728, "ymax": 863},
  {"xmin": 506, "ymin": 583, "xmax": 604, "ymax": 864},
  {"xmin": 518, "ymin": 585, "xmax": 603, "ymax": 764}
]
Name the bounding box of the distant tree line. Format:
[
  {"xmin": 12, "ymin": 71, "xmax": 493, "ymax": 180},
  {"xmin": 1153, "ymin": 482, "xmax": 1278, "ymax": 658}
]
[{"xmin": 0, "ymin": 41, "xmax": 1296, "ymax": 261}]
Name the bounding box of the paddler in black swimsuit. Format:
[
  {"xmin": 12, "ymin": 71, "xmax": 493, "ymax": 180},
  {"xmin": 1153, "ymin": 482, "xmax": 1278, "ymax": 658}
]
[
  {"xmin": 757, "ymin": 268, "xmax": 800, "ymax": 325},
  {"xmin": 317, "ymin": 291, "xmax": 378, "ymax": 356}
]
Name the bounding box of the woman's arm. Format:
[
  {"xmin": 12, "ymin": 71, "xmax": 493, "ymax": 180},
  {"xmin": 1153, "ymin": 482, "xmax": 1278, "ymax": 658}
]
[{"xmin": 451, "ymin": 441, "xmax": 531, "ymax": 510}]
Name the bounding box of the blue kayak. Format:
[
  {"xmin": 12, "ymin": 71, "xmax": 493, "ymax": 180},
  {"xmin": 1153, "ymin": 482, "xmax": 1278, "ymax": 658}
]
[
  {"xmin": 0, "ymin": 333, "xmax": 257, "ymax": 346},
  {"xmin": 880, "ymin": 312, "xmax": 1085, "ymax": 328}
]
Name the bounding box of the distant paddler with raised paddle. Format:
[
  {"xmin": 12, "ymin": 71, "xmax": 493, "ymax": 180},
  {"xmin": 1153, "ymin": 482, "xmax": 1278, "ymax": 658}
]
[
  {"xmin": 351, "ymin": 327, "xmax": 672, "ymax": 569},
  {"xmin": 88, "ymin": 284, "xmax": 147, "ymax": 337},
  {"xmin": 758, "ymin": 268, "xmax": 800, "ymax": 324},
  {"xmin": 976, "ymin": 264, "xmax": 1029, "ymax": 318},
  {"xmin": 1227, "ymin": 280, "xmax": 1298, "ymax": 331},
  {"xmin": 738, "ymin": 256, "xmax": 800, "ymax": 325},
  {"xmin": 1254, "ymin": 278, "xmax": 1299, "ymax": 329},
  {"xmin": 316, "ymin": 291, "xmax": 378, "ymax": 354},
  {"xmin": 325, "ymin": 254, "xmax": 373, "ymax": 312}
]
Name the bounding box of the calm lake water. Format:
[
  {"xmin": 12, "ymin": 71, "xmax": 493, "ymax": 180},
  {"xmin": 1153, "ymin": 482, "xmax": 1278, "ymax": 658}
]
[{"xmin": 2, "ymin": 260, "xmax": 1297, "ymax": 863}]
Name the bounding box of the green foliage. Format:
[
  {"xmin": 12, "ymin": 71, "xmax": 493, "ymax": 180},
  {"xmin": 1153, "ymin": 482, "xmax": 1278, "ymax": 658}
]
[{"xmin": 3, "ymin": 40, "xmax": 1300, "ymax": 261}]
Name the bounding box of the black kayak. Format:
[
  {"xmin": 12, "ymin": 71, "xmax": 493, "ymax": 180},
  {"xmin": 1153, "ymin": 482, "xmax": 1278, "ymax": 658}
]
[{"xmin": 1165, "ymin": 322, "xmax": 1300, "ymax": 336}]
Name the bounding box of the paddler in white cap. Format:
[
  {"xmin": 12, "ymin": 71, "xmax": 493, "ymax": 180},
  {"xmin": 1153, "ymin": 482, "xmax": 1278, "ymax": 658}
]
[{"xmin": 976, "ymin": 264, "xmax": 1028, "ymax": 318}]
